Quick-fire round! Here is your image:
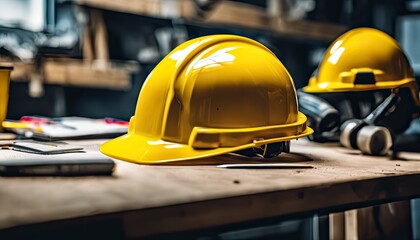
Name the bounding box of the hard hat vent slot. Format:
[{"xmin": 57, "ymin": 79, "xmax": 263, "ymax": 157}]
[{"xmin": 354, "ymin": 72, "xmax": 375, "ymax": 85}]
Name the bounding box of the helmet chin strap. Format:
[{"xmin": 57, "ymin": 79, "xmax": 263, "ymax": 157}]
[{"xmin": 234, "ymin": 141, "xmax": 290, "ymax": 158}]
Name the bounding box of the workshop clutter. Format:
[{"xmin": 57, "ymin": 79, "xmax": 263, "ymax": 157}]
[
  {"xmin": 299, "ymin": 27, "xmax": 420, "ymax": 155},
  {"xmin": 101, "ymin": 34, "xmax": 313, "ymax": 164}
]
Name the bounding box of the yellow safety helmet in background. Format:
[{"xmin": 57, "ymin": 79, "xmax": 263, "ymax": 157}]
[
  {"xmin": 304, "ymin": 27, "xmax": 419, "ymax": 104},
  {"xmin": 101, "ymin": 35, "xmax": 313, "ymax": 164}
]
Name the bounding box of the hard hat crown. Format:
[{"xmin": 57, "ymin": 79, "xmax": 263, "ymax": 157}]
[{"xmin": 304, "ymin": 27, "xmax": 417, "ymax": 95}]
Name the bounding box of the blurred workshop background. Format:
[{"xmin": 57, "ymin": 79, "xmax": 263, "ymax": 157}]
[
  {"xmin": 1, "ymin": 1, "xmax": 420, "ymax": 240},
  {"xmin": 2, "ymin": 0, "xmax": 419, "ymax": 121}
]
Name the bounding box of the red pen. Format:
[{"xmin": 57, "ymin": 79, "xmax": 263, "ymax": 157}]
[
  {"xmin": 104, "ymin": 117, "xmax": 129, "ymax": 126},
  {"xmin": 19, "ymin": 116, "xmax": 76, "ymax": 130},
  {"xmin": 20, "ymin": 116, "xmax": 50, "ymax": 124}
]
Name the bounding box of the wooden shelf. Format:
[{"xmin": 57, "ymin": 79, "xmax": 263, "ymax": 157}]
[
  {"xmin": 75, "ymin": 0, "xmax": 196, "ymax": 19},
  {"xmin": 9, "ymin": 59, "xmax": 139, "ymax": 90},
  {"xmin": 201, "ymin": 0, "xmax": 346, "ymax": 42},
  {"xmin": 44, "ymin": 59, "xmax": 138, "ymax": 90},
  {"xmin": 76, "ymin": 0, "xmax": 347, "ymax": 43}
]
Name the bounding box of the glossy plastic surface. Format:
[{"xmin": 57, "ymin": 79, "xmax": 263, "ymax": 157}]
[
  {"xmin": 101, "ymin": 35, "xmax": 312, "ymax": 164},
  {"xmin": 304, "ymin": 28, "xmax": 419, "ymax": 104},
  {"xmin": 0, "ymin": 67, "xmax": 13, "ymax": 132}
]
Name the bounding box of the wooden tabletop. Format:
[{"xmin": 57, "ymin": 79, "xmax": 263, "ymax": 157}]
[{"xmin": 0, "ymin": 139, "xmax": 419, "ymax": 238}]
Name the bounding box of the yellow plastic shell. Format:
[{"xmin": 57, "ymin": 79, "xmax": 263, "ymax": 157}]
[
  {"xmin": 101, "ymin": 35, "xmax": 313, "ymax": 164},
  {"xmin": 304, "ymin": 28, "xmax": 419, "ymax": 104},
  {"xmin": 0, "ymin": 66, "xmax": 13, "ymax": 132}
]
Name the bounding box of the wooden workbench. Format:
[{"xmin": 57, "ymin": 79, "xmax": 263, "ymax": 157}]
[{"xmin": 0, "ymin": 139, "xmax": 419, "ymax": 239}]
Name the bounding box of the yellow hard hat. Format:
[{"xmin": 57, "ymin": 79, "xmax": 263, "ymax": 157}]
[
  {"xmin": 303, "ymin": 27, "xmax": 419, "ymax": 104},
  {"xmin": 101, "ymin": 35, "xmax": 313, "ymax": 164}
]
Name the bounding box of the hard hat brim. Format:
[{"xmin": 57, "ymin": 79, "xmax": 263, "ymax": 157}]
[
  {"xmin": 100, "ymin": 122, "xmax": 313, "ymax": 165},
  {"xmin": 303, "ymin": 78, "xmax": 415, "ymax": 93}
]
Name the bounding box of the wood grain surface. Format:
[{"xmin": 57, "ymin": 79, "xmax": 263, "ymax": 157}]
[{"xmin": 0, "ymin": 139, "xmax": 419, "ymax": 238}]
